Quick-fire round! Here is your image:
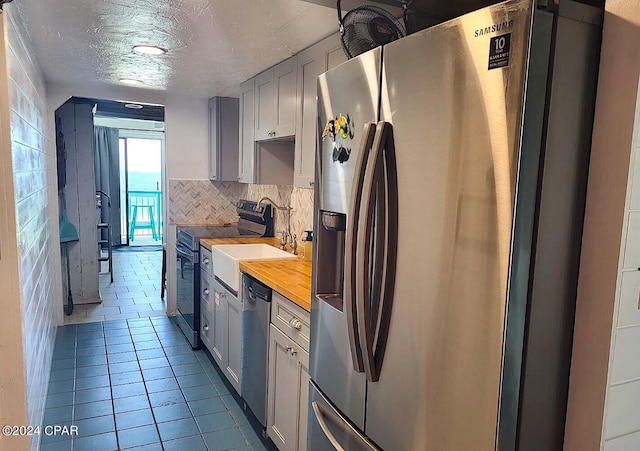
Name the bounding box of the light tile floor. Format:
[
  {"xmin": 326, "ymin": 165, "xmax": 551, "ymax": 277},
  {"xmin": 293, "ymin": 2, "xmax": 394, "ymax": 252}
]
[
  {"xmin": 41, "ymin": 317, "xmax": 273, "ymax": 451},
  {"xmin": 65, "ymin": 249, "xmax": 165, "ymax": 325}
]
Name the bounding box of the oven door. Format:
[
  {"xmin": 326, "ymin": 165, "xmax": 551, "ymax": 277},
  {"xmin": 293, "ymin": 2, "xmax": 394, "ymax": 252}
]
[{"xmin": 175, "ymin": 243, "xmax": 200, "ymax": 348}]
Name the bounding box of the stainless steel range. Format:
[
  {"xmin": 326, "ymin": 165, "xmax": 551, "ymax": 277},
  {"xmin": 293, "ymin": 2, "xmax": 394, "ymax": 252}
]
[{"xmin": 175, "ymin": 200, "xmax": 274, "ymax": 348}]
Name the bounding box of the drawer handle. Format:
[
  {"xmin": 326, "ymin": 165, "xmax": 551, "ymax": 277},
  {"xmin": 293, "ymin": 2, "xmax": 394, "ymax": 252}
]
[
  {"xmin": 290, "ymin": 318, "xmax": 303, "ymax": 331},
  {"xmin": 203, "ymin": 288, "xmax": 210, "ymax": 296}
]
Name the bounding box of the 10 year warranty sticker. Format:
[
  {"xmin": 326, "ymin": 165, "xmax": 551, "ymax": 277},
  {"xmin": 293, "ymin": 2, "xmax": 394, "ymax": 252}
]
[{"xmin": 488, "ymin": 33, "xmax": 511, "ymax": 70}]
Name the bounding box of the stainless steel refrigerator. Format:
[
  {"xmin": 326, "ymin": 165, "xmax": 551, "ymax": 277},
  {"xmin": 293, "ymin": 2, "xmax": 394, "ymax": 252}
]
[{"xmin": 309, "ymin": 0, "xmax": 602, "ymax": 450}]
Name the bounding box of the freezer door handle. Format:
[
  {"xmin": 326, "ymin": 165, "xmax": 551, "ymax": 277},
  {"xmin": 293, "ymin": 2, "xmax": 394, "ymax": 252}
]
[
  {"xmin": 312, "ymin": 401, "xmax": 346, "ymax": 451},
  {"xmin": 312, "ymin": 400, "xmax": 378, "ymax": 451},
  {"xmin": 356, "ymin": 121, "xmax": 398, "ymax": 383},
  {"xmin": 345, "ymin": 122, "xmax": 377, "ymax": 374}
]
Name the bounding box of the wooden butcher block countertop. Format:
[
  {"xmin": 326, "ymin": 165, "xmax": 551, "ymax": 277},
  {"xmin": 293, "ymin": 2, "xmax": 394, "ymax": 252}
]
[
  {"xmin": 199, "ymin": 237, "xmax": 312, "ymax": 311},
  {"xmin": 240, "ymin": 259, "xmax": 312, "ymax": 312}
]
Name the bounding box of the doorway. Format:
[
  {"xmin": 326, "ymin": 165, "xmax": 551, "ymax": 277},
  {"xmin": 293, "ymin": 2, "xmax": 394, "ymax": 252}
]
[{"xmin": 119, "ymin": 133, "xmax": 164, "ymax": 246}]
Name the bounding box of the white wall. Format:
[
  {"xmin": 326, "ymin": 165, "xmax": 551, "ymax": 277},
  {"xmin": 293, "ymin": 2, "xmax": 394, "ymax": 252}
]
[
  {"xmin": 164, "ymin": 95, "xmax": 209, "ymax": 180},
  {"xmin": 47, "ymin": 83, "xmax": 211, "ymax": 316},
  {"xmin": 600, "ymin": 81, "xmax": 640, "ymax": 450},
  {"xmin": 4, "ymin": 5, "xmax": 60, "ymax": 450},
  {"xmin": 47, "ymin": 84, "xmax": 210, "ymax": 182},
  {"xmin": 0, "ymin": 11, "xmax": 29, "ymax": 451}
]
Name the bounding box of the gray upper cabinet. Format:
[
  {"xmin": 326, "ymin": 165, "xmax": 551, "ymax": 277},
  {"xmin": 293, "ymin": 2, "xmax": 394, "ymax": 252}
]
[
  {"xmin": 273, "ymin": 57, "xmax": 298, "ymax": 138},
  {"xmin": 208, "ymin": 97, "xmax": 239, "ymax": 182},
  {"xmin": 254, "ymin": 69, "xmax": 274, "ymax": 141},
  {"xmin": 255, "ymin": 56, "xmax": 298, "ymax": 141},
  {"xmin": 325, "ymin": 38, "xmax": 348, "ymax": 71},
  {"xmin": 238, "ymin": 79, "xmax": 255, "ymax": 183},
  {"xmin": 294, "ymin": 34, "xmax": 346, "ymax": 189}
]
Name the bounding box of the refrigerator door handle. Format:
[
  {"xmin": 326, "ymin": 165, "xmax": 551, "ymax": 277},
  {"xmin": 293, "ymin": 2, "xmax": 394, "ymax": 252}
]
[
  {"xmin": 345, "ymin": 122, "xmax": 377, "ymax": 374},
  {"xmin": 312, "ymin": 400, "xmax": 378, "ymax": 451},
  {"xmin": 312, "ymin": 401, "xmax": 346, "ymax": 451},
  {"xmin": 356, "ymin": 121, "xmax": 398, "ymax": 383}
]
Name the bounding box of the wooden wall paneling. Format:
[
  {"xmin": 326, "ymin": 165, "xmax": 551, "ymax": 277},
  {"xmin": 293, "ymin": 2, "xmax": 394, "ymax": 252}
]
[
  {"xmin": 74, "ymin": 103, "xmax": 99, "ymax": 301},
  {"xmin": 57, "ymin": 103, "xmax": 82, "ymax": 300}
]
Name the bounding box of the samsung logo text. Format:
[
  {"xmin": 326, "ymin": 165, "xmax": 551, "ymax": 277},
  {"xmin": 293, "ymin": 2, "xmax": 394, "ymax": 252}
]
[{"xmin": 474, "ymin": 20, "xmax": 513, "ymax": 37}]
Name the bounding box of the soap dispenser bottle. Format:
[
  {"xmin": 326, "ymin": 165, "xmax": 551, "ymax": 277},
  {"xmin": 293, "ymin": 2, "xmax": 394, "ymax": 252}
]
[{"xmin": 302, "ymin": 230, "xmax": 313, "ymax": 262}]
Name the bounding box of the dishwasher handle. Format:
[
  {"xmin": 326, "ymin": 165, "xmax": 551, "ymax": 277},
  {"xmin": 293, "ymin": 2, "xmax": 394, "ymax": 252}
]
[{"xmin": 243, "ymin": 275, "xmax": 272, "ymax": 303}]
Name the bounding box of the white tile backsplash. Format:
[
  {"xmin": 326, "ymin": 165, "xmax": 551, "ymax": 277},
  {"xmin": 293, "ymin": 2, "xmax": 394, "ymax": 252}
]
[
  {"xmin": 617, "ymin": 271, "xmax": 640, "ymax": 328},
  {"xmin": 239, "ymin": 184, "xmax": 314, "ymax": 241},
  {"xmin": 605, "ymin": 381, "xmax": 640, "ymax": 440},
  {"xmin": 629, "ymin": 151, "xmax": 640, "ymax": 211},
  {"xmin": 604, "ymin": 431, "xmax": 640, "ymax": 451},
  {"xmin": 610, "ymin": 326, "xmax": 640, "ymax": 385},
  {"xmin": 168, "ymin": 179, "xmax": 239, "ymax": 224},
  {"xmin": 168, "ymin": 179, "xmax": 315, "ymax": 245},
  {"xmin": 5, "ymin": 5, "xmax": 58, "ymax": 450},
  {"xmin": 622, "ymin": 212, "xmax": 640, "ymax": 270}
]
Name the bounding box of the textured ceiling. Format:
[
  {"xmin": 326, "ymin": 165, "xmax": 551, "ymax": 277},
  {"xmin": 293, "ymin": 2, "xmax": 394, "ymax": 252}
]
[{"xmin": 15, "ymin": 0, "xmax": 340, "ymax": 98}]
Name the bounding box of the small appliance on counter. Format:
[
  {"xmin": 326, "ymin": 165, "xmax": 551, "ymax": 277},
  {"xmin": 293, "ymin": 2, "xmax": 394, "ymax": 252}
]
[{"xmin": 175, "ymin": 199, "xmax": 273, "ymax": 348}]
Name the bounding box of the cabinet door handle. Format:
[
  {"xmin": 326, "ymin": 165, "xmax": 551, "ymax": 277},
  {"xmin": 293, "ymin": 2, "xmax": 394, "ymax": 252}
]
[
  {"xmin": 203, "ymin": 288, "xmax": 210, "ymax": 296},
  {"xmin": 203, "ymin": 258, "xmax": 210, "ymax": 265},
  {"xmin": 309, "ymin": 181, "xmax": 315, "ymax": 187},
  {"xmin": 203, "ymin": 324, "xmax": 209, "ymax": 332},
  {"xmin": 290, "ymin": 318, "xmax": 303, "ymax": 331},
  {"xmin": 285, "ymin": 345, "xmax": 297, "ymax": 356}
]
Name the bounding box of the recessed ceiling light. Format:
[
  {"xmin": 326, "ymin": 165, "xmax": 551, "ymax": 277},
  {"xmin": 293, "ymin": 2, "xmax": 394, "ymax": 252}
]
[
  {"xmin": 119, "ymin": 78, "xmax": 145, "ymax": 86},
  {"xmin": 133, "ymin": 45, "xmax": 167, "ymax": 56},
  {"xmin": 124, "ymin": 103, "xmax": 144, "ymax": 109}
]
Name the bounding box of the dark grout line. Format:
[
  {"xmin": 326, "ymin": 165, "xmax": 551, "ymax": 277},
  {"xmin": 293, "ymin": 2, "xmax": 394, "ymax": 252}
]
[{"xmin": 50, "ymin": 314, "xmax": 268, "ymax": 451}]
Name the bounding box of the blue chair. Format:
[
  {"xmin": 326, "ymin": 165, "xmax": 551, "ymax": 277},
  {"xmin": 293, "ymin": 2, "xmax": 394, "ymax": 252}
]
[{"xmin": 129, "ymin": 205, "xmax": 158, "ymax": 241}]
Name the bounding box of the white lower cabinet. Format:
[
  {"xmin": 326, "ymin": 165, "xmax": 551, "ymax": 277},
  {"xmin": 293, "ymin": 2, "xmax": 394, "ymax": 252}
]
[
  {"xmin": 267, "ymin": 322, "xmax": 310, "ymax": 451},
  {"xmin": 208, "ymin": 278, "xmax": 243, "ymax": 395},
  {"xmin": 200, "ymin": 306, "xmax": 214, "ymax": 352},
  {"xmin": 225, "ymin": 292, "xmax": 243, "ymax": 393},
  {"xmin": 211, "ymin": 282, "xmax": 225, "ymax": 365}
]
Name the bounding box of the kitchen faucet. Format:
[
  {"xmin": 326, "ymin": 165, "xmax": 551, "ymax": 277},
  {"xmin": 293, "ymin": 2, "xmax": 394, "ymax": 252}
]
[{"xmin": 257, "ymin": 197, "xmax": 296, "ymax": 253}]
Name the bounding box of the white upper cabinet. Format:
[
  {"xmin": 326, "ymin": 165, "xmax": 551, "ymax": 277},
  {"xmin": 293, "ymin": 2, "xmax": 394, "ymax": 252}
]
[
  {"xmin": 238, "ymin": 78, "xmax": 255, "ymax": 183},
  {"xmin": 239, "ymin": 35, "xmax": 345, "ymax": 186},
  {"xmin": 255, "ymin": 56, "xmax": 298, "ymax": 141},
  {"xmin": 208, "ymin": 97, "xmax": 239, "ymax": 182},
  {"xmin": 294, "ymin": 46, "xmax": 323, "ymax": 189},
  {"xmin": 325, "ymin": 38, "xmax": 348, "ymax": 71},
  {"xmin": 294, "ymin": 34, "xmax": 346, "ymax": 189},
  {"xmin": 274, "ymin": 57, "xmax": 298, "ymax": 137},
  {"xmin": 254, "ymin": 68, "xmax": 275, "ymax": 141}
]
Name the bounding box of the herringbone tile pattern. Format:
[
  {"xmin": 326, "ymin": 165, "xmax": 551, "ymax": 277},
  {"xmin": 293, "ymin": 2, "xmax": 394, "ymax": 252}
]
[{"xmin": 168, "ymin": 180, "xmax": 239, "ymax": 224}]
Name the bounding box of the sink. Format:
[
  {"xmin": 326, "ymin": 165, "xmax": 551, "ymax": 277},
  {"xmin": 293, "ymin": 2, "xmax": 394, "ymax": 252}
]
[{"xmin": 211, "ymin": 244, "xmax": 297, "ymax": 292}]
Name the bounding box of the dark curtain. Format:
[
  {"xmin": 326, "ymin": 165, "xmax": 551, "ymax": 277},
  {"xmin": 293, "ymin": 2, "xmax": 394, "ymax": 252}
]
[{"xmin": 94, "ymin": 126, "xmax": 121, "ymax": 245}]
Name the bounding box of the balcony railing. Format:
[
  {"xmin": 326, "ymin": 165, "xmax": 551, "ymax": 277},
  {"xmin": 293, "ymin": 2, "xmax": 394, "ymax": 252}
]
[{"xmin": 128, "ymin": 190, "xmax": 162, "ymax": 242}]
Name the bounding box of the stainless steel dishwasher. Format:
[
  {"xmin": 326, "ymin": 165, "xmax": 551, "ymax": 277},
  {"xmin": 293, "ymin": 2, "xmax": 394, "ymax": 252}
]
[{"xmin": 241, "ymin": 273, "xmax": 272, "ymax": 428}]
